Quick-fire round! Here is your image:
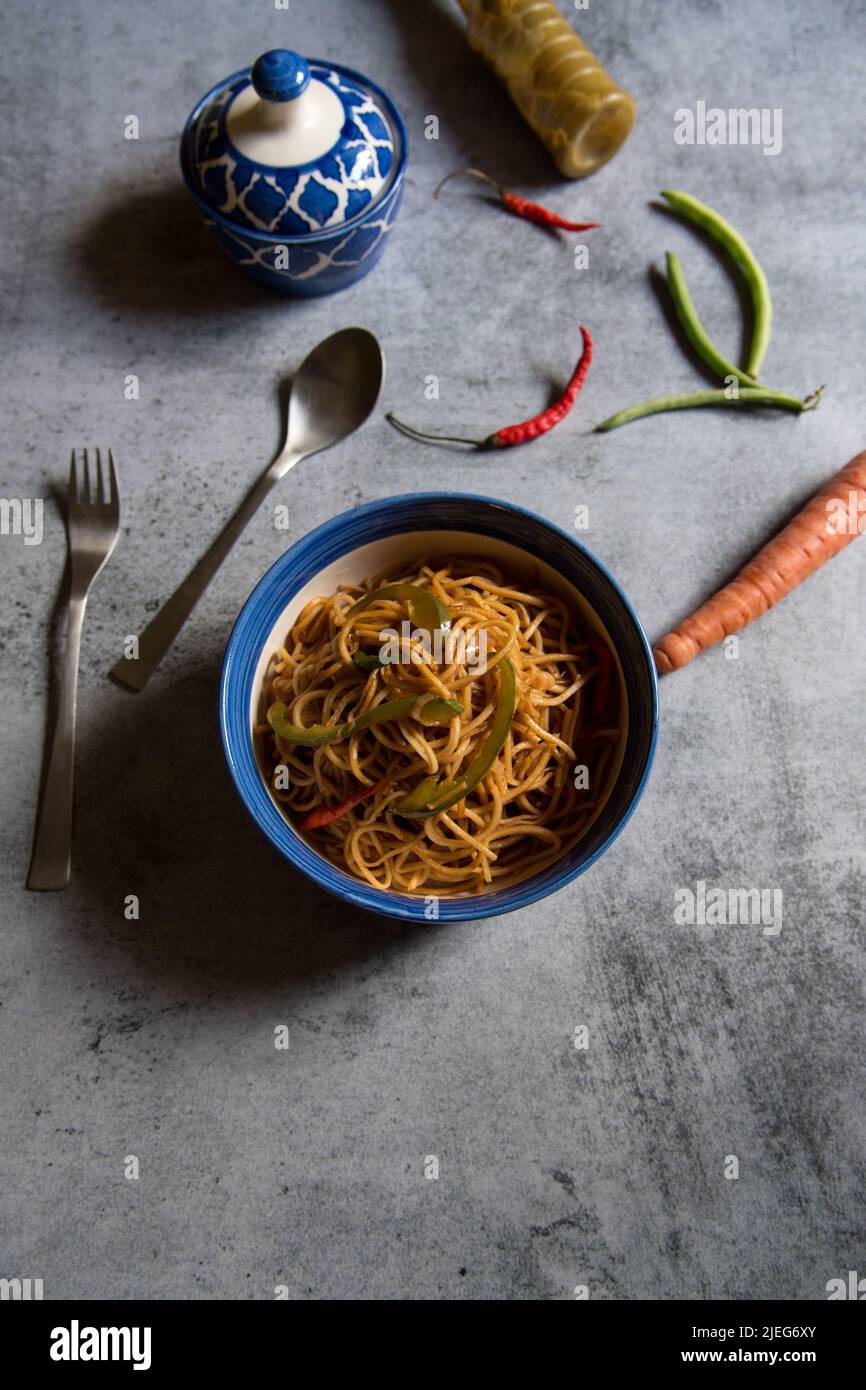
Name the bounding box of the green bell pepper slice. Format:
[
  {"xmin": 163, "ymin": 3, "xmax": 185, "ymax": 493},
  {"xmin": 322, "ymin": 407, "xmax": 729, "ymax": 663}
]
[
  {"xmin": 349, "ymin": 584, "xmax": 451, "ymax": 671},
  {"xmin": 394, "ymin": 656, "xmax": 516, "ymax": 817},
  {"xmin": 350, "ymin": 695, "xmax": 462, "ymax": 732},
  {"xmin": 267, "ymin": 694, "xmax": 462, "ymax": 748},
  {"xmin": 352, "ymin": 648, "xmax": 386, "ymax": 672},
  {"xmin": 347, "ymin": 584, "xmax": 451, "ymax": 639},
  {"xmin": 267, "ymin": 703, "xmax": 349, "ymax": 747}
]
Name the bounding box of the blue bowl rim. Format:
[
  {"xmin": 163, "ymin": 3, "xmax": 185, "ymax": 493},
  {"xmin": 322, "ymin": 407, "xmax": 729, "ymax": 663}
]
[
  {"xmin": 179, "ymin": 60, "xmax": 409, "ymax": 245},
  {"xmin": 219, "ymin": 492, "xmax": 660, "ymax": 923}
]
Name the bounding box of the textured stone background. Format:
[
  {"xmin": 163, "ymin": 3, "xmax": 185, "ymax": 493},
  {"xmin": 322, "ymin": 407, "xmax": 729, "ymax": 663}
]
[{"xmin": 1, "ymin": 0, "xmax": 863, "ymax": 1300}]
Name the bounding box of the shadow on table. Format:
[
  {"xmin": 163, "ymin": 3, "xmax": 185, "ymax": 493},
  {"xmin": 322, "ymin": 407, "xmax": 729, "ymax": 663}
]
[
  {"xmin": 69, "ymin": 646, "xmax": 439, "ymax": 998},
  {"xmin": 382, "ymin": 0, "xmax": 557, "ymax": 190},
  {"xmin": 76, "ymin": 183, "xmax": 292, "ymax": 320}
]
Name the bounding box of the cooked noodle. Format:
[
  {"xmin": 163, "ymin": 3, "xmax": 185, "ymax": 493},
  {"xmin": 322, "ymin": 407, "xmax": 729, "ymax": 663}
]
[{"xmin": 258, "ymin": 558, "xmax": 622, "ymax": 897}]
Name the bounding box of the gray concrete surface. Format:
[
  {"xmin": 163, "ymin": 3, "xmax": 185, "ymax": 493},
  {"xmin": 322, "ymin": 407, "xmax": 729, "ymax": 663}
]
[{"xmin": 1, "ymin": 0, "xmax": 864, "ymax": 1300}]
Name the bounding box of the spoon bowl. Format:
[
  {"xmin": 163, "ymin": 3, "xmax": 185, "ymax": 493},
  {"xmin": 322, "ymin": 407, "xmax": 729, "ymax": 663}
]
[{"xmin": 280, "ymin": 327, "xmax": 385, "ymax": 470}]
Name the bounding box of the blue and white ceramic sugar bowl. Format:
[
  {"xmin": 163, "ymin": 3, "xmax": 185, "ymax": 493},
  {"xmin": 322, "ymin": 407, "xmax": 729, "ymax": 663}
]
[{"xmin": 180, "ymin": 48, "xmax": 408, "ymax": 296}]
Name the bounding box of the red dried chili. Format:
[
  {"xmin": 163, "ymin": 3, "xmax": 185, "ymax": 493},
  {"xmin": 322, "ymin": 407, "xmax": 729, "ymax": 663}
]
[
  {"xmin": 299, "ymin": 779, "xmax": 385, "ymax": 831},
  {"xmin": 434, "ymin": 168, "xmax": 599, "ymax": 233},
  {"xmin": 387, "ymin": 326, "xmax": 594, "ymax": 451}
]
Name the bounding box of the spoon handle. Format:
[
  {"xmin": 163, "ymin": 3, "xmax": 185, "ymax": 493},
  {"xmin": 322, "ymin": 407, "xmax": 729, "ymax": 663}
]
[{"xmin": 109, "ymin": 456, "xmax": 299, "ymax": 691}]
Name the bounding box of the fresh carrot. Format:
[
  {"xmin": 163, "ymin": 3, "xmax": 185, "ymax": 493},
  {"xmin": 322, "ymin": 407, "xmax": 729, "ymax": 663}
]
[
  {"xmin": 298, "ymin": 779, "xmax": 385, "ymax": 830},
  {"xmin": 654, "ymin": 449, "xmax": 866, "ymax": 674}
]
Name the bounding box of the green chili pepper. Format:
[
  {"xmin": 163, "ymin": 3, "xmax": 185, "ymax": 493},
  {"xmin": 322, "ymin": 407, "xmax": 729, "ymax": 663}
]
[
  {"xmin": 596, "ymin": 385, "xmax": 824, "ymax": 433},
  {"xmin": 394, "ymin": 657, "xmax": 516, "ymax": 818},
  {"xmin": 661, "ymin": 190, "xmax": 772, "ymax": 379},
  {"xmin": 267, "ymin": 694, "xmax": 462, "ymax": 748},
  {"xmin": 665, "ymin": 251, "xmax": 754, "ymax": 388},
  {"xmin": 601, "ymin": 191, "xmax": 825, "ymax": 435},
  {"xmin": 347, "ymin": 584, "xmax": 451, "ymax": 638}
]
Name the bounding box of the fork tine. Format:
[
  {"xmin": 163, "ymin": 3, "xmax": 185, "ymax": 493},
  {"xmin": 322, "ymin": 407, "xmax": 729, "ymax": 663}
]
[
  {"xmin": 95, "ymin": 448, "xmax": 105, "ymax": 504},
  {"xmin": 69, "ymin": 449, "xmax": 78, "ymax": 503},
  {"xmin": 82, "ymin": 449, "xmax": 91, "ymax": 505},
  {"xmin": 108, "ymin": 449, "xmax": 119, "ymax": 509}
]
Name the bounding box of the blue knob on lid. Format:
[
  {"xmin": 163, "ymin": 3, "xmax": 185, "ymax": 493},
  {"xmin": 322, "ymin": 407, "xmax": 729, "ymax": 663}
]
[{"xmin": 251, "ymin": 50, "xmax": 311, "ymax": 102}]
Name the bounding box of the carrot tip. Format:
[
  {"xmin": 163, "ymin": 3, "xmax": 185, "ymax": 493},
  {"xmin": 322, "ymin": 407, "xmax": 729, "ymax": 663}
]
[{"xmin": 653, "ymin": 646, "xmax": 675, "ymax": 675}]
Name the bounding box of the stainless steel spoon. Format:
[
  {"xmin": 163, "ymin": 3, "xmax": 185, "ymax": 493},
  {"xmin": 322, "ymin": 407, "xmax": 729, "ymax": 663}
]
[{"xmin": 109, "ymin": 326, "xmax": 384, "ymax": 691}]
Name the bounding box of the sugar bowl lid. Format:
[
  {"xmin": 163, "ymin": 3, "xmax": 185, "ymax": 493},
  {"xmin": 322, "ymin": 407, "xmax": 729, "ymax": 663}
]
[{"xmin": 182, "ymin": 48, "xmax": 404, "ymax": 238}]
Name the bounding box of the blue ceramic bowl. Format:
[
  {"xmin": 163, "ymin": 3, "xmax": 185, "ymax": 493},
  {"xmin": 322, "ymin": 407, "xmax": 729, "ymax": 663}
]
[
  {"xmin": 219, "ymin": 494, "xmax": 659, "ymax": 922},
  {"xmin": 180, "ymin": 60, "xmax": 408, "ymax": 297}
]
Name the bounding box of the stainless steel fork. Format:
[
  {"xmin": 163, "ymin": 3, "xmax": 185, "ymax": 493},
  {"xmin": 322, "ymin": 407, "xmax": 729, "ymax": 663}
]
[{"xmin": 27, "ymin": 450, "xmax": 121, "ymax": 890}]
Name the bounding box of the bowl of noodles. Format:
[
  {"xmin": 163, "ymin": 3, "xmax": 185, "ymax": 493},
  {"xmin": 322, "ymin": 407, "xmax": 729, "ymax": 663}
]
[{"xmin": 220, "ymin": 493, "xmax": 658, "ymax": 922}]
